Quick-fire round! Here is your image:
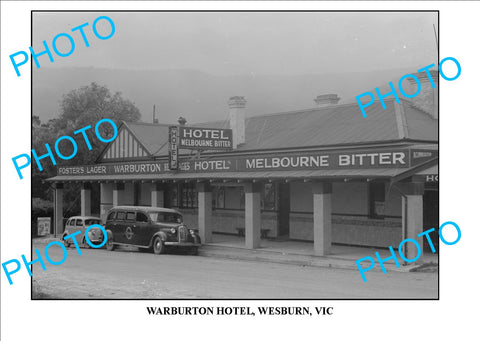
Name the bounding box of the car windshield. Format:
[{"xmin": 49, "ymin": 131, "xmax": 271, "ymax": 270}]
[
  {"xmin": 85, "ymin": 219, "xmax": 101, "ymax": 225},
  {"xmin": 148, "ymin": 212, "xmax": 183, "ymax": 224}
]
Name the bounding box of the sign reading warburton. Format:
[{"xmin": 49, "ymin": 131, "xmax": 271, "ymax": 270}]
[{"xmin": 178, "ymin": 127, "xmax": 233, "ymax": 150}]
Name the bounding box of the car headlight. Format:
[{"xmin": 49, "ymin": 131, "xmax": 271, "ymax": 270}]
[
  {"xmin": 170, "ymin": 228, "xmax": 176, "ymax": 234},
  {"xmin": 189, "ymin": 229, "xmax": 195, "ymax": 235}
]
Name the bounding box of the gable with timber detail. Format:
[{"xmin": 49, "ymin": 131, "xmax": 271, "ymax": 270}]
[{"xmin": 99, "ymin": 125, "xmax": 150, "ymax": 161}]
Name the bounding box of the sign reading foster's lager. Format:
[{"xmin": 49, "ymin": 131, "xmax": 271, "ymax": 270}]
[{"xmin": 179, "ymin": 127, "xmax": 233, "ymax": 150}]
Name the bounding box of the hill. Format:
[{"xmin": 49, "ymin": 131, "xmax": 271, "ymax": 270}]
[{"xmin": 33, "ymin": 66, "xmax": 419, "ymax": 124}]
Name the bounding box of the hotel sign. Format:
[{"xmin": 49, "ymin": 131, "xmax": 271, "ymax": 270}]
[
  {"xmin": 412, "ymin": 174, "xmax": 438, "ymax": 183},
  {"xmin": 57, "ymin": 148, "xmax": 438, "ymax": 176},
  {"xmin": 178, "ymin": 127, "xmax": 233, "ymax": 150},
  {"xmin": 168, "ymin": 126, "xmax": 179, "ymax": 170}
]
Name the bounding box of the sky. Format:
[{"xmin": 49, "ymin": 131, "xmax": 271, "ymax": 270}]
[{"xmin": 32, "ymin": 11, "xmax": 438, "ymax": 75}]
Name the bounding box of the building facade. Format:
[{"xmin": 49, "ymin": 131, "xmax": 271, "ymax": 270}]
[{"xmin": 47, "ymin": 79, "xmax": 438, "ymax": 258}]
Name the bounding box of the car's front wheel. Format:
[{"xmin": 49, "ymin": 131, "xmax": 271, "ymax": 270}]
[
  {"xmin": 106, "ymin": 237, "xmax": 115, "ymax": 251},
  {"xmin": 153, "ymin": 236, "xmax": 165, "ymax": 255},
  {"xmin": 63, "ymin": 235, "xmax": 70, "ymax": 248}
]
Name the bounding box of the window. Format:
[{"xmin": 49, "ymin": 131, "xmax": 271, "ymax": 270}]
[
  {"xmin": 240, "ymin": 189, "xmax": 245, "ymax": 209},
  {"xmin": 188, "ymin": 185, "xmax": 197, "ymax": 208},
  {"xmin": 262, "ymin": 183, "xmax": 277, "ymax": 211},
  {"xmin": 126, "ymin": 212, "xmax": 136, "ymax": 221},
  {"xmin": 68, "ymin": 219, "xmax": 75, "ymax": 227},
  {"xmin": 170, "ymin": 185, "xmax": 178, "ymax": 207},
  {"xmin": 85, "ymin": 219, "xmax": 101, "ymax": 225},
  {"xmin": 116, "ymin": 211, "xmax": 126, "ymax": 221},
  {"xmin": 213, "ymin": 187, "xmax": 225, "ymax": 209},
  {"xmin": 369, "ymin": 182, "xmax": 385, "ymax": 218},
  {"xmin": 149, "ymin": 212, "xmax": 183, "ymax": 224},
  {"xmin": 76, "ymin": 219, "xmax": 83, "ymax": 226},
  {"xmin": 165, "ymin": 213, "xmax": 182, "ymax": 223},
  {"xmin": 107, "ymin": 212, "xmax": 116, "ymax": 221},
  {"xmin": 179, "ymin": 183, "xmax": 197, "ymax": 208},
  {"xmin": 136, "ymin": 212, "xmax": 149, "ymax": 223}
]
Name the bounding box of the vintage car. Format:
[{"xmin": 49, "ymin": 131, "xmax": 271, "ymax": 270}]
[
  {"xmin": 62, "ymin": 216, "xmax": 105, "ymax": 248},
  {"xmin": 104, "ymin": 206, "xmax": 201, "ymax": 255}
]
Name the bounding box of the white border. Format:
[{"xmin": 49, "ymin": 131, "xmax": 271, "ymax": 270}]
[{"xmin": 2, "ymin": 1, "xmax": 480, "ymax": 339}]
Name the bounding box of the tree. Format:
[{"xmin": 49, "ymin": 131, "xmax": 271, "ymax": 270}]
[
  {"xmin": 32, "ymin": 83, "xmax": 141, "ymax": 216},
  {"xmin": 60, "ymin": 82, "xmax": 140, "ymax": 126},
  {"xmin": 33, "ymin": 115, "xmax": 41, "ymax": 127},
  {"xmin": 56, "ymin": 82, "xmax": 141, "ymax": 164}
]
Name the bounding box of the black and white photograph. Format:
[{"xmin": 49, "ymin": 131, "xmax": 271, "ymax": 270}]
[
  {"xmin": 1, "ymin": 2, "xmax": 478, "ymax": 340},
  {"xmin": 28, "ymin": 10, "xmax": 439, "ymax": 299}
]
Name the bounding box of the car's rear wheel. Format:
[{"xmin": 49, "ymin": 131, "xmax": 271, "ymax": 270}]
[
  {"xmin": 106, "ymin": 237, "xmax": 115, "ymax": 251},
  {"xmin": 153, "ymin": 236, "xmax": 165, "ymax": 255},
  {"xmin": 63, "ymin": 236, "xmax": 70, "ymax": 248}
]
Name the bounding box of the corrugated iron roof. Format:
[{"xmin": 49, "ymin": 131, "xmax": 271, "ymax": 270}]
[
  {"xmin": 391, "ymin": 157, "xmax": 438, "ymax": 183},
  {"xmin": 116, "ymin": 97, "xmax": 438, "ymax": 158},
  {"xmin": 125, "ymin": 122, "xmax": 171, "ymax": 155},
  {"xmin": 402, "ymin": 101, "xmax": 439, "ymax": 141},
  {"xmin": 415, "ymin": 164, "xmax": 438, "ymax": 175}
]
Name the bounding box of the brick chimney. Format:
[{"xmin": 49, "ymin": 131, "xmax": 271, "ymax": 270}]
[
  {"xmin": 228, "ymin": 96, "xmax": 246, "ymax": 149},
  {"xmin": 178, "ymin": 116, "xmax": 187, "ymax": 126},
  {"xmin": 153, "ymin": 105, "xmax": 159, "ymax": 123},
  {"xmin": 406, "ymin": 70, "xmax": 439, "ymax": 119},
  {"xmin": 314, "ymin": 94, "xmax": 340, "ymax": 107}
]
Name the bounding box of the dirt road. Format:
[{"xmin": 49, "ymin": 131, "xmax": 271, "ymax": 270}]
[{"xmin": 32, "ymin": 242, "xmax": 438, "ymax": 299}]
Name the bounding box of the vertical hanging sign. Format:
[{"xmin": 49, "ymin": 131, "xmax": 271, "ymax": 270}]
[{"xmin": 169, "ymin": 126, "xmax": 179, "ymax": 170}]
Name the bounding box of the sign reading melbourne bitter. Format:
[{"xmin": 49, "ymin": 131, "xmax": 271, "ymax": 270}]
[
  {"xmin": 178, "ymin": 127, "xmax": 233, "ymax": 150},
  {"xmin": 57, "ymin": 148, "xmax": 438, "ymax": 176}
]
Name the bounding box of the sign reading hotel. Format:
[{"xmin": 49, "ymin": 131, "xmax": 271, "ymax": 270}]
[
  {"xmin": 57, "ymin": 149, "xmax": 438, "ymax": 176},
  {"xmin": 168, "ymin": 126, "xmax": 179, "ymax": 170},
  {"xmin": 178, "ymin": 127, "xmax": 233, "ymax": 150}
]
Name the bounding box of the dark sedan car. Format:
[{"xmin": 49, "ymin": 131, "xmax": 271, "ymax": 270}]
[{"xmin": 104, "ymin": 206, "xmax": 201, "ymax": 255}]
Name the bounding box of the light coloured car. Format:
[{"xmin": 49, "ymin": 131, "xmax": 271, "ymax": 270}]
[{"xmin": 62, "ymin": 216, "xmax": 104, "ymax": 248}]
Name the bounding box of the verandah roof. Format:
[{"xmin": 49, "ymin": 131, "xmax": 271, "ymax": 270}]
[{"xmin": 46, "ymin": 167, "xmax": 418, "ymax": 183}]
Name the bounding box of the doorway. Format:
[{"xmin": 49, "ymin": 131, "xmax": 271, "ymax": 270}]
[
  {"xmin": 423, "ymin": 189, "xmax": 439, "ymax": 252},
  {"xmin": 278, "ymin": 183, "xmax": 290, "ymax": 237}
]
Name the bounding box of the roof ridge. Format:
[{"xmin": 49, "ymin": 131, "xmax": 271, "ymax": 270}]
[
  {"xmin": 195, "ymin": 97, "xmax": 402, "ymax": 125},
  {"xmin": 125, "ymin": 121, "xmax": 172, "ymax": 127},
  {"xmin": 393, "ymin": 102, "xmax": 409, "ymax": 139},
  {"xmin": 245, "ymin": 99, "xmax": 376, "ymax": 120}
]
